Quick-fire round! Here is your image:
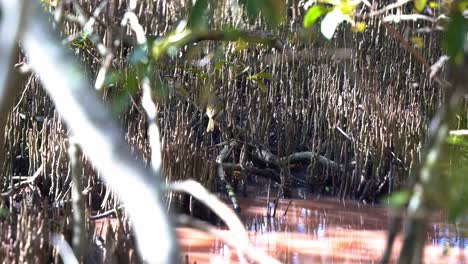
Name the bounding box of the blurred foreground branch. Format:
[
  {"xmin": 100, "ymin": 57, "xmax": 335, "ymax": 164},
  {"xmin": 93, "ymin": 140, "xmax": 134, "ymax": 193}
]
[{"xmin": 16, "ymin": 1, "xmax": 178, "ymax": 262}]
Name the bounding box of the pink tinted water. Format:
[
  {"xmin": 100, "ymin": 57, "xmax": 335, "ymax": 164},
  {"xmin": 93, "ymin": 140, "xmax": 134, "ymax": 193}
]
[{"xmin": 179, "ymin": 197, "xmax": 467, "ymax": 263}]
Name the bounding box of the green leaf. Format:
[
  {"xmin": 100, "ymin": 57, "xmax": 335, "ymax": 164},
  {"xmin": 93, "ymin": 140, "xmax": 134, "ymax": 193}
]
[
  {"xmin": 109, "ymin": 90, "xmax": 131, "ymax": 116},
  {"xmin": 253, "ymin": 80, "xmax": 268, "ymax": 93},
  {"xmin": 385, "ymin": 190, "xmax": 411, "ymax": 207},
  {"xmin": 188, "ymin": 0, "xmax": 209, "ymax": 29},
  {"xmin": 443, "ymin": 12, "xmax": 468, "ymax": 64},
  {"xmin": 304, "ymin": 5, "xmax": 330, "ymax": 28},
  {"xmin": 255, "ymin": 72, "xmax": 273, "ymax": 80},
  {"xmin": 428, "ymin": 1, "xmax": 439, "ymax": 8},
  {"xmin": 415, "ymin": 0, "xmax": 427, "ymax": 12},
  {"xmin": 320, "ymin": 9, "xmax": 347, "ymax": 39},
  {"xmin": 0, "ymin": 207, "xmax": 8, "ymax": 219}
]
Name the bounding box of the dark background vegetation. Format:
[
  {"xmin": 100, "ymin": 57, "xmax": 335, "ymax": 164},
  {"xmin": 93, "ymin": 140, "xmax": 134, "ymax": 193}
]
[{"xmin": 0, "ymin": 0, "xmax": 467, "ymax": 263}]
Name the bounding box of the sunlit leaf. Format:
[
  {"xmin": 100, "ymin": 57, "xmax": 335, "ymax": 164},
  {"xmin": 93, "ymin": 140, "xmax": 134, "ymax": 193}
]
[
  {"xmin": 303, "ymin": 5, "xmax": 330, "ymax": 28},
  {"xmin": 235, "ymin": 40, "xmax": 249, "ymax": 51},
  {"xmin": 255, "ymin": 72, "xmax": 274, "ymax": 80},
  {"xmin": 428, "ymin": 1, "xmax": 439, "ymax": 8},
  {"xmin": 321, "ymin": 9, "xmax": 347, "ymax": 39},
  {"xmin": 339, "ymin": 0, "xmax": 359, "ymax": 15},
  {"xmin": 214, "ymin": 61, "xmax": 224, "ymax": 71},
  {"xmin": 386, "ymin": 190, "xmax": 411, "ymax": 207},
  {"xmin": 225, "ymin": 61, "xmax": 235, "ymax": 68},
  {"xmin": 414, "ymin": 0, "xmax": 427, "ymax": 12},
  {"xmin": 41, "ymin": 0, "xmax": 58, "ymax": 8},
  {"xmin": 198, "ymin": 73, "xmax": 209, "ymax": 80},
  {"xmin": 351, "ymin": 22, "xmax": 366, "ymax": 32},
  {"xmin": 458, "ymin": 0, "xmax": 468, "ymax": 12},
  {"xmin": 447, "ymin": 134, "xmax": 468, "ymax": 146},
  {"xmin": 410, "ymin": 36, "xmax": 424, "ymax": 49}
]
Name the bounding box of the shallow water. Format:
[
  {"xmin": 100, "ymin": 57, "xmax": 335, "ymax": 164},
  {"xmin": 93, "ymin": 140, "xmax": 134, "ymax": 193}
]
[{"xmin": 179, "ymin": 197, "xmax": 467, "ymax": 263}]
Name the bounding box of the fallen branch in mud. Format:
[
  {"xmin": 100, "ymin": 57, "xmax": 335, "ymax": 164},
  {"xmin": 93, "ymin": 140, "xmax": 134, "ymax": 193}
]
[
  {"xmin": 234, "ymin": 125, "xmax": 345, "ymax": 172},
  {"xmin": 282, "ymin": 151, "xmax": 345, "ymax": 172},
  {"xmin": 222, "ymin": 163, "xmax": 281, "ymax": 183},
  {"xmin": 254, "ymin": 146, "xmax": 345, "ymax": 172},
  {"xmin": 176, "ymin": 214, "xmax": 281, "ymax": 264}
]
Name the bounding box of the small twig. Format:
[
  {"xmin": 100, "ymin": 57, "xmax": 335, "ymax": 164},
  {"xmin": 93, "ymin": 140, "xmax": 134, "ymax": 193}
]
[
  {"xmin": 266, "ymin": 178, "xmax": 271, "ymax": 217},
  {"xmin": 430, "ymin": 55, "xmax": 449, "ymax": 80},
  {"xmin": 358, "ymin": 0, "xmax": 412, "ymax": 18},
  {"xmin": 383, "ymin": 14, "xmax": 437, "ymax": 23},
  {"xmin": 336, "ymin": 126, "xmax": 353, "ymax": 141},
  {"xmin": 89, "ymin": 205, "xmax": 125, "ymax": 220},
  {"xmin": 414, "ymin": 26, "xmax": 444, "ymax": 34},
  {"xmin": 283, "ymin": 200, "xmax": 293, "ymax": 217},
  {"xmin": 12, "ymin": 74, "xmax": 34, "ymax": 112}
]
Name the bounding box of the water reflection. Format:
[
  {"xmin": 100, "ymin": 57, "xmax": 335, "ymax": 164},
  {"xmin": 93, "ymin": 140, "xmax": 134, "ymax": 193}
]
[{"xmin": 179, "ymin": 197, "xmax": 467, "ymax": 263}]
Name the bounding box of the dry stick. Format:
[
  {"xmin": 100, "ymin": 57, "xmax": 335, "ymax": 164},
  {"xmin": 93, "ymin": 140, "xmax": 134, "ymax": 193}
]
[
  {"xmin": 176, "ymin": 214, "xmax": 281, "ymax": 264},
  {"xmin": 383, "ymin": 14, "xmax": 439, "ymax": 23},
  {"xmin": 21, "ymin": 1, "xmax": 178, "ymax": 263}
]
